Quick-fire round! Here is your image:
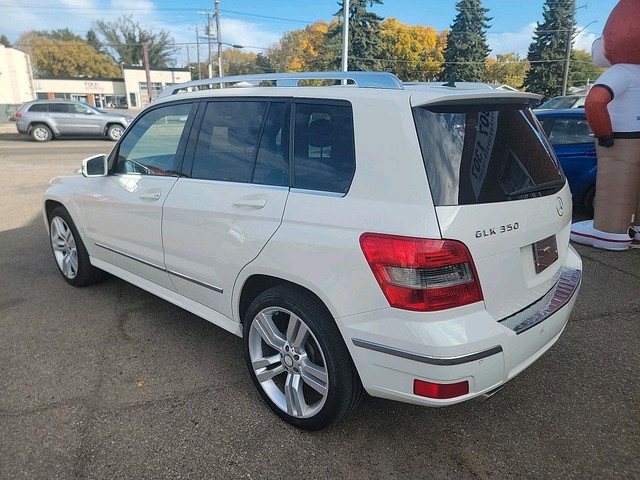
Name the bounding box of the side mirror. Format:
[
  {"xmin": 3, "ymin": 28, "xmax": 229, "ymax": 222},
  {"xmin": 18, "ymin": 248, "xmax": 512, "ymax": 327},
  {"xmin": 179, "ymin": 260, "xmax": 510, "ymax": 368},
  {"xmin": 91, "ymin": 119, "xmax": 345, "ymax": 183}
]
[{"xmin": 82, "ymin": 154, "xmax": 108, "ymax": 177}]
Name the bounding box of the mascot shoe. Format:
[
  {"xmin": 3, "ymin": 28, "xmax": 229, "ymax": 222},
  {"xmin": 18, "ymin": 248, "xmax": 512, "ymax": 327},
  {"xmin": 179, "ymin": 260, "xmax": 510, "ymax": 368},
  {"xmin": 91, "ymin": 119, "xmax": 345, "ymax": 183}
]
[{"xmin": 570, "ymin": 220, "xmax": 632, "ymax": 250}]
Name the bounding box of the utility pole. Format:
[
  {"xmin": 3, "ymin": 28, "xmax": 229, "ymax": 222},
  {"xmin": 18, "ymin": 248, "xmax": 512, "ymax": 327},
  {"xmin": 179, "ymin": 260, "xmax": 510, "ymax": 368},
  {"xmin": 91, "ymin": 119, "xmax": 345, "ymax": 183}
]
[
  {"xmin": 195, "ymin": 26, "xmax": 202, "ymax": 80},
  {"xmin": 207, "ymin": 12, "xmax": 213, "ymax": 78},
  {"xmin": 214, "ymin": 0, "xmax": 223, "ymax": 78},
  {"xmin": 341, "ymin": 0, "xmax": 349, "ymax": 72},
  {"xmin": 142, "ymin": 43, "xmax": 153, "ymax": 104},
  {"xmin": 561, "ymin": 0, "xmax": 576, "ymax": 96}
]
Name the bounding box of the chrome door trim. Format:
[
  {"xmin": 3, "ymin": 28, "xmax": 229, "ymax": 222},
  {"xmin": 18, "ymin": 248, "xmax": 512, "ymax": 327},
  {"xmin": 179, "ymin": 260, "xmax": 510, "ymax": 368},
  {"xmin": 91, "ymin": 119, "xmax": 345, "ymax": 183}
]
[
  {"xmin": 351, "ymin": 338, "xmax": 503, "ymax": 366},
  {"xmin": 95, "ymin": 242, "xmax": 165, "ymax": 272},
  {"xmin": 95, "ymin": 242, "xmax": 224, "ymax": 293},
  {"xmin": 167, "ymin": 269, "xmax": 224, "ymax": 294}
]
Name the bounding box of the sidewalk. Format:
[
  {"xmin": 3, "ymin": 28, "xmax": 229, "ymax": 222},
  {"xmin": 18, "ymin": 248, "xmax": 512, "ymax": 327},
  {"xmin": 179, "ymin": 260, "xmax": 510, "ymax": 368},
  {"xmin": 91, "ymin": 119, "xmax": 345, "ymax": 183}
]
[{"xmin": 0, "ymin": 122, "xmax": 18, "ymax": 135}]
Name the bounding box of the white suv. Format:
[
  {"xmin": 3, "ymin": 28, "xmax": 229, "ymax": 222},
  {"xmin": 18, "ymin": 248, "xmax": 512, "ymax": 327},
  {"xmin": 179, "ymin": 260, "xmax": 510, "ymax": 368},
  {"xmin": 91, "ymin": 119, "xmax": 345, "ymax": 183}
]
[{"xmin": 43, "ymin": 72, "xmax": 582, "ymax": 430}]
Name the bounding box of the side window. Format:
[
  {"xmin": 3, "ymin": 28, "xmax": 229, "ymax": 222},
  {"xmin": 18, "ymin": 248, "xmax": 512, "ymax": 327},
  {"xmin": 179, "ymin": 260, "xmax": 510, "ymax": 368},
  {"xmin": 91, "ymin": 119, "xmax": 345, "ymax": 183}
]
[
  {"xmin": 29, "ymin": 104, "xmax": 48, "ymax": 113},
  {"xmin": 548, "ymin": 118, "xmax": 594, "ymax": 145},
  {"xmin": 252, "ymin": 102, "xmax": 289, "ymax": 187},
  {"xmin": 114, "ymin": 103, "xmax": 193, "ymax": 176},
  {"xmin": 293, "ymin": 102, "xmax": 355, "ymax": 194},
  {"xmin": 70, "ymin": 103, "xmax": 92, "ymax": 114},
  {"xmin": 191, "ymin": 101, "xmax": 267, "ymax": 183},
  {"xmin": 48, "ymin": 104, "xmax": 70, "ymax": 113}
]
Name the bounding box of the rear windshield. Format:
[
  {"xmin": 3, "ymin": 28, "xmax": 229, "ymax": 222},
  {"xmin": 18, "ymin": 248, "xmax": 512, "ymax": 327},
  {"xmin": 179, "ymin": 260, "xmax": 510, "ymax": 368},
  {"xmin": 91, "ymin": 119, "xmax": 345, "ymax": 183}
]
[{"xmin": 413, "ymin": 104, "xmax": 564, "ymax": 206}]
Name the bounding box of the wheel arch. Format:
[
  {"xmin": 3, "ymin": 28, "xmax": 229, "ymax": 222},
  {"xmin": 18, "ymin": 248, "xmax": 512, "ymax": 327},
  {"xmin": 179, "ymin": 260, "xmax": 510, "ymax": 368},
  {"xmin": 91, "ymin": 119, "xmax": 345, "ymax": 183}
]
[
  {"xmin": 104, "ymin": 122, "xmax": 126, "ymax": 136},
  {"xmin": 28, "ymin": 121, "xmax": 56, "ymax": 137},
  {"xmin": 237, "ymin": 274, "xmax": 337, "ymax": 326}
]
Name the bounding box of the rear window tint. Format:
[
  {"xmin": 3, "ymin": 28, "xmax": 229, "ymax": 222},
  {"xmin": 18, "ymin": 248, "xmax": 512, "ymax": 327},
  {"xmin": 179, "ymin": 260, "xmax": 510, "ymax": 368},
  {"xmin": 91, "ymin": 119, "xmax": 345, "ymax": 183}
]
[
  {"xmin": 413, "ymin": 104, "xmax": 564, "ymax": 206},
  {"xmin": 28, "ymin": 104, "xmax": 48, "ymax": 112},
  {"xmin": 293, "ymin": 102, "xmax": 355, "ymax": 194}
]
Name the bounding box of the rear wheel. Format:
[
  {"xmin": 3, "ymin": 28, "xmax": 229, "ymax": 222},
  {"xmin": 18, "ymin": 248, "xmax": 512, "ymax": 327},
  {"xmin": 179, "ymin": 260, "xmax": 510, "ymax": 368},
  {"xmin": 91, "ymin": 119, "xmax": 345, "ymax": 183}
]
[
  {"xmin": 49, "ymin": 206, "xmax": 104, "ymax": 286},
  {"xmin": 243, "ymin": 285, "xmax": 362, "ymax": 430},
  {"xmin": 107, "ymin": 124, "xmax": 124, "ymax": 141},
  {"xmin": 31, "ymin": 124, "xmax": 52, "ymax": 142}
]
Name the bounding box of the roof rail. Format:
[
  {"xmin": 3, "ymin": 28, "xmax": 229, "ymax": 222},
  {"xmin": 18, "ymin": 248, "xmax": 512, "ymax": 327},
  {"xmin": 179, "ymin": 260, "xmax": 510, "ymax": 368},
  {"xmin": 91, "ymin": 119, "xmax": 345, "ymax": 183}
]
[{"xmin": 158, "ymin": 71, "xmax": 404, "ymax": 98}]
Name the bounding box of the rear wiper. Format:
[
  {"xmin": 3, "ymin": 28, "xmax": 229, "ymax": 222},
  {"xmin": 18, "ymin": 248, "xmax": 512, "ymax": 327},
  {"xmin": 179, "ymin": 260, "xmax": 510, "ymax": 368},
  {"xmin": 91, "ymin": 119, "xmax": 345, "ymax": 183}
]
[{"xmin": 506, "ymin": 179, "xmax": 565, "ymax": 197}]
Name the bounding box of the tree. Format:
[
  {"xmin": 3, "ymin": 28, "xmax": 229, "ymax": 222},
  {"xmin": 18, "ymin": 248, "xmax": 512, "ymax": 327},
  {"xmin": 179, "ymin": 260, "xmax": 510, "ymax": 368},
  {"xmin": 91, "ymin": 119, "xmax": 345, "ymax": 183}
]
[
  {"xmin": 379, "ymin": 18, "xmax": 447, "ymax": 81},
  {"xmin": 569, "ymin": 49, "xmax": 605, "ymax": 88},
  {"xmin": 93, "ymin": 15, "xmax": 178, "ymax": 67},
  {"xmin": 17, "ymin": 32, "xmax": 121, "ymax": 78},
  {"xmin": 0, "ymin": 35, "xmax": 12, "ymax": 47},
  {"xmin": 524, "ymin": 0, "xmax": 575, "ymax": 99},
  {"xmin": 269, "ymin": 21, "xmax": 333, "ymax": 72},
  {"xmin": 86, "ymin": 29, "xmax": 107, "ymax": 56},
  {"xmin": 328, "ymin": 0, "xmax": 385, "ymax": 71},
  {"xmin": 484, "ymin": 53, "xmax": 530, "ymax": 88},
  {"xmin": 441, "ymin": 0, "xmax": 491, "ymax": 82}
]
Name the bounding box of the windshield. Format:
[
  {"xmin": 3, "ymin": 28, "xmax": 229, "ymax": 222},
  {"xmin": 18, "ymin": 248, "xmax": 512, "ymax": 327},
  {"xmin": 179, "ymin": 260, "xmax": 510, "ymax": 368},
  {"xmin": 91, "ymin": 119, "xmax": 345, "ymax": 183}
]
[
  {"xmin": 413, "ymin": 103, "xmax": 564, "ymax": 206},
  {"xmin": 538, "ymin": 96, "xmax": 579, "ymax": 109}
]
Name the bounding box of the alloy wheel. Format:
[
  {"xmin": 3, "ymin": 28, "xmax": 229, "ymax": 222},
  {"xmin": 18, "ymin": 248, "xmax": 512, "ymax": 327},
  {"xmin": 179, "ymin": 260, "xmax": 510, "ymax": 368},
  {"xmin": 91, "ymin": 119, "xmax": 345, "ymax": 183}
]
[
  {"xmin": 248, "ymin": 307, "xmax": 329, "ymax": 418},
  {"xmin": 50, "ymin": 216, "xmax": 79, "ymax": 279}
]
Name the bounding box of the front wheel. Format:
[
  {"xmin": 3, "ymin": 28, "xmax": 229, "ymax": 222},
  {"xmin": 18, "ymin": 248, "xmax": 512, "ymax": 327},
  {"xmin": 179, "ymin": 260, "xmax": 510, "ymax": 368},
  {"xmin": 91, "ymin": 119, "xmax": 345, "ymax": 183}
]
[
  {"xmin": 49, "ymin": 206, "xmax": 104, "ymax": 286},
  {"xmin": 243, "ymin": 285, "xmax": 363, "ymax": 430},
  {"xmin": 107, "ymin": 124, "xmax": 124, "ymax": 141}
]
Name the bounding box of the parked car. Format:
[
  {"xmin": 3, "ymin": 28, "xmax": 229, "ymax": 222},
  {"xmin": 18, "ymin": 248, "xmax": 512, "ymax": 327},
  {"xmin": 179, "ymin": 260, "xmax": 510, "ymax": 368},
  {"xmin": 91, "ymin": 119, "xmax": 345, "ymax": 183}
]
[
  {"xmin": 15, "ymin": 100, "xmax": 134, "ymax": 142},
  {"xmin": 537, "ymin": 95, "xmax": 586, "ymax": 110},
  {"xmin": 535, "ymin": 109, "xmax": 597, "ymax": 212},
  {"xmin": 43, "ymin": 72, "xmax": 582, "ymax": 430}
]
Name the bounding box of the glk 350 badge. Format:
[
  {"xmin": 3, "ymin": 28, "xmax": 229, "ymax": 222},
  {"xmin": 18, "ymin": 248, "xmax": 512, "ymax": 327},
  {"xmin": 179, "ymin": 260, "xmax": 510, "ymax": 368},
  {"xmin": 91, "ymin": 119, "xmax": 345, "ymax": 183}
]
[{"xmin": 475, "ymin": 222, "xmax": 520, "ymax": 238}]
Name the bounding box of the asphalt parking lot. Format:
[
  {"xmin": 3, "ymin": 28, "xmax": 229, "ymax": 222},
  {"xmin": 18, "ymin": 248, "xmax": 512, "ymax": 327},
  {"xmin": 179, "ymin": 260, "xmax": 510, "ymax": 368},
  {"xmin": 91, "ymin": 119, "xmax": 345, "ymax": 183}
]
[{"xmin": 0, "ymin": 136, "xmax": 638, "ymax": 479}]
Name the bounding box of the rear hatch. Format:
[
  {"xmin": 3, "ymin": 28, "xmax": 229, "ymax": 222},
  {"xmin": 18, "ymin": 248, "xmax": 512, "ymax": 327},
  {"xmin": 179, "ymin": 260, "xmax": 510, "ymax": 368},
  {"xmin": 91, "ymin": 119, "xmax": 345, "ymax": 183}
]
[{"xmin": 412, "ymin": 94, "xmax": 571, "ymax": 320}]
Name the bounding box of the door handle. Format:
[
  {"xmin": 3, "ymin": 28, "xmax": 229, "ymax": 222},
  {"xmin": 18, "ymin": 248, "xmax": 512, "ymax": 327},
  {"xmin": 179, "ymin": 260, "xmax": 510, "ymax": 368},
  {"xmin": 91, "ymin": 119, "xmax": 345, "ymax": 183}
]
[
  {"xmin": 140, "ymin": 192, "xmax": 161, "ymax": 201},
  {"xmin": 232, "ymin": 198, "xmax": 267, "ymax": 209}
]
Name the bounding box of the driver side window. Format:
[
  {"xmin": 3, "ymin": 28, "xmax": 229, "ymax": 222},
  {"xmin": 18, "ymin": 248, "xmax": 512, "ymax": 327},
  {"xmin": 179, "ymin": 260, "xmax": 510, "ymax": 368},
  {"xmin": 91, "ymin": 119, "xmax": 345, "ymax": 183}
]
[{"xmin": 114, "ymin": 103, "xmax": 193, "ymax": 176}]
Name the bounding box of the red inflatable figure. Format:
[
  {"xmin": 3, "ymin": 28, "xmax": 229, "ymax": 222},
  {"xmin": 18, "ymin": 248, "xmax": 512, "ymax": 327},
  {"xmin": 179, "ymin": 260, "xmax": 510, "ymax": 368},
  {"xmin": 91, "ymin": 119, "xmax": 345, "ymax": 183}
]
[{"xmin": 570, "ymin": 0, "xmax": 640, "ymax": 250}]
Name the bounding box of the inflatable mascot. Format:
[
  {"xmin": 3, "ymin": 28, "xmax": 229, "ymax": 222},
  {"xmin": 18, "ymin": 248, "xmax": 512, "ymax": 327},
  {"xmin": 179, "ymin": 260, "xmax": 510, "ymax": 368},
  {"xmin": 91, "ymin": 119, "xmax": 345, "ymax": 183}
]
[{"xmin": 570, "ymin": 0, "xmax": 640, "ymax": 250}]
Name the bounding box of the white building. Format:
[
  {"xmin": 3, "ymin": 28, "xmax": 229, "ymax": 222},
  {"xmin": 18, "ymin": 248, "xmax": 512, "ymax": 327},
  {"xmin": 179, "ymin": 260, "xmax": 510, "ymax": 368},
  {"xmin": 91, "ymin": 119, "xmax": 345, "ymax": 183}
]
[{"xmin": 0, "ymin": 45, "xmax": 35, "ymax": 118}]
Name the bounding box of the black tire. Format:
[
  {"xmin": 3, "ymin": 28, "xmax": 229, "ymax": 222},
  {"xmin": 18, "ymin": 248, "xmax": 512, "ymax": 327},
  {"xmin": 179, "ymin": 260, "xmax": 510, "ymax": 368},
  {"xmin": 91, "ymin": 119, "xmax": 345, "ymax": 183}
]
[
  {"xmin": 107, "ymin": 124, "xmax": 124, "ymax": 142},
  {"xmin": 31, "ymin": 124, "xmax": 52, "ymax": 142},
  {"xmin": 243, "ymin": 285, "xmax": 363, "ymax": 430},
  {"xmin": 48, "ymin": 206, "xmax": 105, "ymax": 287}
]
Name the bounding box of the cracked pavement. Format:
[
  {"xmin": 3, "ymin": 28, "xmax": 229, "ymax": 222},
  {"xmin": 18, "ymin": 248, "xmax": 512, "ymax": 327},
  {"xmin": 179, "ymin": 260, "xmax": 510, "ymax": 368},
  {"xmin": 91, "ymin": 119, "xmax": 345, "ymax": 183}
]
[{"xmin": 0, "ymin": 137, "xmax": 638, "ymax": 479}]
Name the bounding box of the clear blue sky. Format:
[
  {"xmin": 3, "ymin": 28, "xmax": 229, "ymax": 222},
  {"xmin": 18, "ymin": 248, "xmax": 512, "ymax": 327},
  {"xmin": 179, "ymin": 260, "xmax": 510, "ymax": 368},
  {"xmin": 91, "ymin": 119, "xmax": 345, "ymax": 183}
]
[{"xmin": 2, "ymin": 0, "xmax": 618, "ymax": 60}]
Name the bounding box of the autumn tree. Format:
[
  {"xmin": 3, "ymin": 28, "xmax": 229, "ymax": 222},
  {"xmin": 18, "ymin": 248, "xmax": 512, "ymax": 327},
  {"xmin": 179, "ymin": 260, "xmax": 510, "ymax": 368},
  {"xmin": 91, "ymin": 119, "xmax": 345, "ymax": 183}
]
[
  {"xmin": 93, "ymin": 15, "xmax": 178, "ymax": 67},
  {"xmin": 269, "ymin": 21, "xmax": 332, "ymax": 72},
  {"xmin": 569, "ymin": 49, "xmax": 604, "ymax": 88},
  {"xmin": 524, "ymin": 0, "xmax": 575, "ymax": 99},
  {"xmin": 17, "ymin": 32, "xmax": 121, "ymax": 78},
  {"xmin": 441, "ymin": 0, "xmax": 491, "ymax": 82},
  {"xmin": 484, "ymin": 53, "xmax": 530, "ymax": 88},
  {"xmin": 379, "ymin": 18, "xmax": 447, "ymax": 81}
]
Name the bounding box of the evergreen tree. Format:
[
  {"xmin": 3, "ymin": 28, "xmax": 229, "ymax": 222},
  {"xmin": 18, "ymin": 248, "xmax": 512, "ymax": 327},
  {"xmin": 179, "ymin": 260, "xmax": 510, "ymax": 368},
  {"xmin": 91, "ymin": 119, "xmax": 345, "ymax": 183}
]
[
  {"xmin": 86, "ymin": 29, "xmax": 107, "ymax": 56},
  {"xmin": 524, "ymin": 0, "xmax": 575, "ymax": 99},
  {"xmin": 441, "ymin": 0, "xmax": 491, "ymax": 82},
  {"xmin": 0, "ymin": 35, "xmax": 11, "ymax": 47},
  {"xmin": 327, "ymin": 0, "xmax": 384, "ymax": 71}
]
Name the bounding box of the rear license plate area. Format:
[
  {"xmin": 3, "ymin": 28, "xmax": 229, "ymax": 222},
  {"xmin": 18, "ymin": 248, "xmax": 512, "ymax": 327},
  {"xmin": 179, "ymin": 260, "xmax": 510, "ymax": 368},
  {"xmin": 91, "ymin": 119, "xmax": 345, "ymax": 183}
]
[{"xmin": 533, "ymin": 235, "xmax": 558, "ymax": 274}]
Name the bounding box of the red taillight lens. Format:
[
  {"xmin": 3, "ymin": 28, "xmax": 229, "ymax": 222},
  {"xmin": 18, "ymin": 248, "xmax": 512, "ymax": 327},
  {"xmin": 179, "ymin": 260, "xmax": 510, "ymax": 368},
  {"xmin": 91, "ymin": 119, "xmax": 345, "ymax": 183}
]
[
  {"xmin": 413, "ymin": 379, "xmax": 469, "ymax": 399},
  {"xmin": 359, "ymin": 233, "xmax": 483, "ymax": 311},
  {"xmin": 15, "ymin": 113, "xmax": 22, "ymax": 119}
]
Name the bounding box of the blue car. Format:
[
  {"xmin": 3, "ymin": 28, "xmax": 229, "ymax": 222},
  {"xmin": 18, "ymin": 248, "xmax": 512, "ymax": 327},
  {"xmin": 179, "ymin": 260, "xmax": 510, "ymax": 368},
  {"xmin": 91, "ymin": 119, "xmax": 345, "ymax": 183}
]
[{"xmin": 535, "ymin": 109, "xmax": 597, "ymax": 213}]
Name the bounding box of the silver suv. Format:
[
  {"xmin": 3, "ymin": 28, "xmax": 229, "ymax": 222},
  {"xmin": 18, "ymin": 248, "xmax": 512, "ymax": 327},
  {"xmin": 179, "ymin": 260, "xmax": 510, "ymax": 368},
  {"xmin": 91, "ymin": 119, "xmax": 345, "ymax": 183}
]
[{"xmin": 15, "ymin": 100, "xmax": 134, "ymax": 142}]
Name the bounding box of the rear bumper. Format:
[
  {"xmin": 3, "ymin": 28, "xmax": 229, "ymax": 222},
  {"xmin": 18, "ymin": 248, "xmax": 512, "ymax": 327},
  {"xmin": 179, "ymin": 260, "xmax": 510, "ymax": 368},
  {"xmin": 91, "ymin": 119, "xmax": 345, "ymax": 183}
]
[{"xmin": 338, "ymin": 245, "xmax": 582, "ymax": 407}]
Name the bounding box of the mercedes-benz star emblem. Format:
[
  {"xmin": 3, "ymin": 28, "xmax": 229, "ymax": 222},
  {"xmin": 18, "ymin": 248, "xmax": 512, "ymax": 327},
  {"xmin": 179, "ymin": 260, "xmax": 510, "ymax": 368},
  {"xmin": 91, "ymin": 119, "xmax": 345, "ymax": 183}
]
[{"xmin": 556, "ymin": 197, "xmax": 564, "ymax": 216}]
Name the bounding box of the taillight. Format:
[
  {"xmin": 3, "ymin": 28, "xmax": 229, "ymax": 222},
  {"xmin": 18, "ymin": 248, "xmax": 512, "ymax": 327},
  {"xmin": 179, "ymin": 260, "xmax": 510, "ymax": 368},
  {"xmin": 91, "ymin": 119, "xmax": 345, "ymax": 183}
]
[
  {"xmin": 15, "ymin": 113, "xmax": 22, "ymax": 119},
  {"xmin": 359, "ymin": 233, "xmax": 483, "ymax": 312},
  {"xmin": 413, "ymin": 379, "xmax": 469, "ymax": 399}
]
